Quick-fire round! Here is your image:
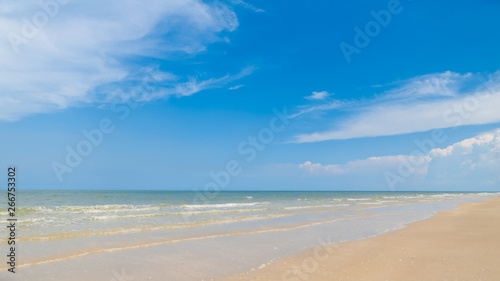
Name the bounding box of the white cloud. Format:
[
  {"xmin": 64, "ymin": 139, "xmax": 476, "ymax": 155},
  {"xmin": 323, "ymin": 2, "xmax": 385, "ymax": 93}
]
[
  {"xmin": 430, "ymin": 129, "xmax": 500, "ymax": 158},
  {"xmin": 429, "ymin": 146, "xmax": 454, "ymax": 157},
  {"xmin": 228, "ymin": 0, "xmax": 265, "ymax": 12},
  {"xmin": 292, "ymin": 71, "xmax": 500, "ymax": 143},
  {"xmin": 424, "ymin": 129, "xmax": 500, "ymax": 187},
  {"xmin": 382, "ymin": 71, "xmax": 470, "ymax": 99},
  {"xmin": 288, "ymin": 91, "xmax": 341, "ymax": 119},
  {"xmin": 299, "ymin": 129, "xmax": 500, "ymax": 189},
  {"xmin": 94, "ymin": 65, "xmax": 254, "ymax": 106},
  {"xmin": 0, "ymin": 0, "xmax": 243, "ymax": 121},
  {"xmin": 174, "ymin": 66, "xmax": 254, "ymax": 97},
  {"xmin": 289, "ymin": 101, "xmax": 344, "ymax": 119},
  {"xmin": 299, "ymin": 155, "xmax": 432, "ymax": 176},
  {"xmin": 299, "ymin": 160, "xmax": 345, "ymax": 174},
  {"xmin": 305, "ymin": 91, "xmax": 331, "ymax": 101},
  {"xmin": 229, "ymin": 84, "xmax": 244, "ymax": 90}
]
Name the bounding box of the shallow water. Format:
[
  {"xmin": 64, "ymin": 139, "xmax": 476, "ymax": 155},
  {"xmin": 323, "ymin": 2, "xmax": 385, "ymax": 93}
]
[{"xmin": 0, "ymin": 191, "xmax": 497, "ymax": 280}]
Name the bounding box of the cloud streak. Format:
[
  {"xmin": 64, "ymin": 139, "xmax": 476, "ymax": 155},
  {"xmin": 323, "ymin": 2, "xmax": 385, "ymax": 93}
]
[
  {"xmin": 227, "ymin": 0, "xmax": 265, "ymax": 13},
  {"xmin": 305, "ymin": 91, "xmax": 331, "ymax": 101},
  {"xmin": 0, "ymin": 0, "xmax": 244, "ymax": 121},
  {"xmin": 289, "ymin": 91, "xmax": 344, "ymax": 119},
  {"xmin": 291, "ymin": 71, "xmax": 500, "ymax": 143}
]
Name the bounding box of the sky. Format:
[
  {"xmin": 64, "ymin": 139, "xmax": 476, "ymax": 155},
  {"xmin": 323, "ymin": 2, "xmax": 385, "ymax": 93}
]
[{"xmin": 1, "ymin": 0, "xmax": 500, "ymax": 191}]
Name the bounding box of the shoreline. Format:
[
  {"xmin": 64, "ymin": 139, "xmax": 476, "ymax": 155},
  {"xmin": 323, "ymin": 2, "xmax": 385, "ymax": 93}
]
[
  {"xmin": 225, "ymin": 196, "xmax": 500, "ymax": 281},
  {"xmin": 1, "ymin": 193, "xmax": 497, "ymax": 280}
]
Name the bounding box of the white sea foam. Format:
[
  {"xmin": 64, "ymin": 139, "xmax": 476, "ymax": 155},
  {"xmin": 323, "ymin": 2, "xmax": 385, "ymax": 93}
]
[
  {"xmin": 357, "ymin": 202, "xmax": 383, "ymax": 205},
  {"xmin": 90, "ymin": 213, "xmax": 161, "ymax": 221},
  {"xmin": 181, "ymin": 202, "xmax": 270, "ymax": 209},
  {"xmin": 283, "ymin": 204, "xmax": 349, "ymax": 210},
  {"xmin": 176, "ymin": 208, "xmax": 267, "ymax": 216},
  {"xmin": 18, "ymin": 205, "xmax": 161, "ymax": 215}
]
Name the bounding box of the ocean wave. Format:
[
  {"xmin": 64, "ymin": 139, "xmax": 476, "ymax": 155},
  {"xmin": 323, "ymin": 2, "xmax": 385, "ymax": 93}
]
[
  {"xmin": 397, "ymin": 195, "xmax": 425, "ymax": 199},
  {"xmin": 356, "ymin": 202, "xmax": 383, "ymax": 205},
  {"xmin": 89, "ymin": 208, "xmax": 268, "ymax": 221},
  {"xmin": 181, "ymin": 202, "xmax": 270, "ymax": 209},
  {"xmin": 13, "ymin": 213, "xmax": 291, "ymax": 242},
  {"xmin": 331, "ymin": 198, "xmax": 373, "ymax": 202},
  {"xmin": 17, "ymin": 217, "xmax": 56, "ymax": 224},
  {"xmin": 90, "ymin": 213, "xmax": 161, "ymax": 221},
  {"xmin": 175, "ymin": 208, "xmax": 267, "ymax": 216},
  {"xmin": 283, "ymin": 204, "xmax": 349, "ymax": 210},
  {"xmin": 16, "ymin": 205, "xmax": 161, "ymax": 215}
]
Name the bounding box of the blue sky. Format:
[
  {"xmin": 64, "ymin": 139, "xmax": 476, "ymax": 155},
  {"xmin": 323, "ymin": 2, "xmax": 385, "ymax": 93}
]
[{"xmin": 1, "ymin": 0, "xmax": 500, "ymax": 191}]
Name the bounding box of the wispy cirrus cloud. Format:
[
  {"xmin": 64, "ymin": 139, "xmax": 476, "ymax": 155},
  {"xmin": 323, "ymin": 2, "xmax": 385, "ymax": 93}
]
[
  {"xmin": 379, "ymin": 71, "xmax": 471, "ymax": 100},
  {"xmin": 289, "ymin": 101, "xmax": 344, "ymax": 119},
  {"xmin": 95, "ymin": 65, "xmax": 255, "ymax": 105},
  {"xmin": 175, "ymin": 66, "xmax": 255, "ymax": 97},
  {"xmin": 227, "ymin": 0, "xmax": 265, "ymax": 13},
  {"xmin": 0, "ymin": 0, "xmax": 247, "ymax": 121},
  {"xmin": 229, "ymin": 84, "xmax": 244, "ymax": 90},
  {"xmin": 289, "ymin": 91, "xmax": 344, "ymax": 119},
  {"xmin": 291, "ymin": 71, "xmax": 500, "ymax": 143}
]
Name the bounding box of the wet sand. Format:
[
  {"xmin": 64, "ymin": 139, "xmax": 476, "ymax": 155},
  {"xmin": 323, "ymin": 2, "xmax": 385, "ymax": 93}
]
[{"xmin": 225, "ymin": 196, "xmax": 500, "ymax": 281}]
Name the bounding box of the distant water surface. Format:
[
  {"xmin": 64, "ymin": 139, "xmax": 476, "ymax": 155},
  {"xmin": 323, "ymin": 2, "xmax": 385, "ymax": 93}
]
[
  {"xmin": 0, "ymin": 190, "xmax": 495, "ymax": 241},
  {"xmin": 0, "ymin": 190, "xmax": 497, "ymax": 274}
]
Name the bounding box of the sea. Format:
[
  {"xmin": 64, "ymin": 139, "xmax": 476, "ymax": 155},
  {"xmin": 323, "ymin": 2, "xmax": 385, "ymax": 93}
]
[{"xmin": 0, "ymin": 190, "xmax": 497, "ymax": 280}]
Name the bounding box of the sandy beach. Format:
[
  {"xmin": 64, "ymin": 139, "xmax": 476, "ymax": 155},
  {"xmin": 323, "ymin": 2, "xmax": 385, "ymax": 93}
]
[
  {"xmin": 2, "ymin": 192, "xmax": 497, "ymax": 281},
  {"xmin": 225, "ymin": 196, "xmax": 500, "ymax": 281}
]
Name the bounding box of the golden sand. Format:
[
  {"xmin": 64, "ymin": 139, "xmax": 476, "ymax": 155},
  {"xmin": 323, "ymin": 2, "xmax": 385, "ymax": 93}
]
[{"xmin": 225, "ymin": 196, "xmax": 500, "ymax": 281}]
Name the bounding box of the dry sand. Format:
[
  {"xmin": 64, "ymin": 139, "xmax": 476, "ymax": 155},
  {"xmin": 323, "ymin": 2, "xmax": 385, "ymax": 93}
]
[{"xmin": 225, "ymin": 196, "xmax": 500, "ymax": 281}]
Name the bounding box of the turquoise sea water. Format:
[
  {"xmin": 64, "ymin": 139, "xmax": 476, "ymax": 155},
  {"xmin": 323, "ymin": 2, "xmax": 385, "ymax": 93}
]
[
  {"xmin": 0, "ymin": 190, "xmax": 497, "ymax": 242},
  {"xmin": 0, "ymin": 190, "xmax": 497, "ymax": 280}
]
